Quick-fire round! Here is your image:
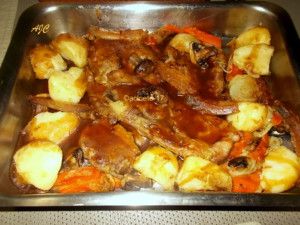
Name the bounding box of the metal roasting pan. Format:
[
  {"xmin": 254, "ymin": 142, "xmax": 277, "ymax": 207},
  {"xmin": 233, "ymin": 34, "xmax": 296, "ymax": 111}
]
[{"xmin": 1, "ymin": 1, "xmax": 300, "ymax": 208}]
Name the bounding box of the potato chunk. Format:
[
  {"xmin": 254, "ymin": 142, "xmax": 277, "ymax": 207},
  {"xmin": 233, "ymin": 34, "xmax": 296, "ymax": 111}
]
[
  {"xmin": 229, "ymin": 75, "xmax": 259, "ymax": 102},
  {"xmin": 133, "ymin": 146, "xmax": 178, "ymax": 190},
  {"xmin": 176, "ymin": 156, "xmax": 232, "ymax": 192},
  {"xmin": 233, "ymin": 27, "xmax": 271, "ymax": 48},
  {"xmin": 48, "ymin": 67, "xmax": 87, "ymax": 104},
  {"xmin": 227, "ymin": 102, "xmax": 268, "ymax": 132},
  {"xmin": 169, "ymin": 33, "xmax": 198, "ymax": 53},
  {"xmin": 13, "ymin": 140, "xmax": 62, "ymax": 190},
  {"xmin": 261, "ymin": 146, "xmax": 300, "ymax": 193},
  {"xmin": 233, "ymin": 44, "xmax": 274, "ymax": 75},
  {"xmin": 51, "ymin": 33, "xmax": 88, "ymax": 67},
  {"xmin": 30, "ymin": 44, "xmax": 67, "ymax": 79},
  {"xmin": 25, "ymin": 111, "xmax": 79, "ymax": 144}
]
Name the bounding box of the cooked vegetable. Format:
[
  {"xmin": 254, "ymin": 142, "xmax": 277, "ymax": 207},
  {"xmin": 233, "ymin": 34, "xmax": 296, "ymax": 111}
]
[
  {"xmin": 228, "ymin": 132, "xmax": 253, "ymax": 159},
  {"xmin": 232, "ymin": 170, "xmax": 260, "ymax": 193},
  {"xmin": 133, "ymin": 146, "xmax": 178, "ymax": 190},
  {"xmin": 230, "ymin": 27, "xmax": 271, "ymax": 48},
  {"xmin": 176, "ymin": 156, "xmax": 232, "ymax": 192},
  {"xmin": 51, "ymin": 33, "xmax": 88, "ymax": 67},
  {"xmin": 13, "ymin": 140, "xmax": 62, "ymax": 190},
  {"xmin": 227, "ymin": 102, "xmax": 269, "ymax": 132},
  {"xmin": 169, "ymin": 33, "xmax": 198, "ymax": 53},
  {"xmin": 164, "ymin": 24, "xmax": 222, "ymax": 48},
  {"xmin": 261, "ymin": 145, "xmax": 300, "ymax": 193},
  {"xmin": 226, "ymin": 64, "xmax": 245, "ymax": 81},
  {"xmin": 48, "ymin": 67, "xmax": 87, "ymax": 104},
  {"xmin": 25, "ymin": 111, "xmax": 79, "ymax": 144},
  {"xmin": 53, "ymin": 166, "xmax": 117, "ymax": 193},
  {"xmin": 249, "ymin": 134, "xmax": 269, "ymax": 162},
  {"xmin": 232, "ymin": 44, "xmax": 274, "ymax": 75},
  {"xmin": 30, "ymin": 44, "xmax": 67, "ymax": 79},
  {"xmin": 229, "ymin": 75, "xmax": 259, "ymax": 102}
]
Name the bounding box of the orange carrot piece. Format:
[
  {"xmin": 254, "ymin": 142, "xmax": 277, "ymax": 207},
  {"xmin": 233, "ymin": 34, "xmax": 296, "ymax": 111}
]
[
  {"xmin": 226, "ymin": 64, "xmax": 245, "ymax": 81},
  {"xmin": 163, "ymin": 24, "xmax": 182, "ymax": 33},
  {"xmin": 229, "ymin": 132, "xmax": 253, "ymax": 159},
  {"xmin": 54, "ymin": 166, "xmax": 115, "ymax": 193},
  {"xmin": 272, "ymin": 112, "xmax": 283, "ymax": 126},
  {"xmin": 163, "ymin": 24, "xmax": 222, "ymax": 48},
  {"xmin": 183, "ymin": 26, "xmax": 222, "ymax": 48},
  {"xmin": 232, "ymin": 170, "xmax": 261, "ymax": 193},
  {"xmin": 249, "ymin": 134, "xmax": 269, "ymax": 162}
]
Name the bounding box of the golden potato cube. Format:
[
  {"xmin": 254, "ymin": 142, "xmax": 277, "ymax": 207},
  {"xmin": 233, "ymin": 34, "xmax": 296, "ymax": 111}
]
[
  {"xmin": 13, "ymin": 140, "xmax": 62, "ymax": 190},
  {"xmin": 30, "ymin": 44, "xmax": 67, "ymax": 79},
  {"xmin": 51, "ymin": 33, "xmax": 88, "ymax": 67},
  {"xmin": 234, "ymin": 27, "xmax": 271, "ymax": 48},
  {"xmin": 25, "ymin": 111, "xmax": 79, "ymax": 144},
  {"xmin": 227, "ymin": 102, "xmax": 268, "ymax": 132},
  {"xmin": 176, "ymin": 156, "xmax": 232, "ymax": 192},
  {"xmin": 233, "ymin": 44, "xmax": 274, "ymax": 75},
  {"xmin": 169, "ymin": 33, "xmax": 198, "ymax": 53},
  {"xmin": 261, "ymin": 145, "xmax": 300, "ymax": 193},
  {"xmin": 133, "ymin": 146, "xmax": 178, "ymax": 190},
  {"xmin": 48, "ymin": 67, "xmax": 87, "ymax": 104},
  {"xmin": 229, "ymin": 75, "xmax": 259, "ymax": 102}
]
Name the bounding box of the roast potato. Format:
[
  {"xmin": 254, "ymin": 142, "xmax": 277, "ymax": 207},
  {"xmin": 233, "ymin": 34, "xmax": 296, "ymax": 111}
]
[
  {"xmin": 13, "ymin": 140, "xmax": 62, "ymax": 190},
  {"xmin": 261, "ymin": 145, "xmax": 300, "ymax": 193},
  {"xmin": 48, "ymin": 67, "xmax": 87, "ymax": 104},
  {"xmin": 227, "ymin": 102, "xmax": 269, "ymax": 132},
  {"xmin": 231, "ymin": 27, "xmax": 271, "ymax": 48},
  {"xmin": 51, "ymin": 33, "xmax": 88, "ymax": 68},
  {"xmin": 25, "ymin": 111, "xmax": 79, "ymax": 144},
  {"xmin": 133, "ymin": 146, "xmax": 178, "ymax": 190},
  {"xmin": 229, "ymin": 75, "xmax": 259, "ymax": 102},
  {"xmin": 232, "ymin": 44, "xmax": 274, "ymax": 75},
  {"xmin": 176, "ymin": 156, "xmax": 232, "ymax": 192},
  {"xmin": 30, "ymin": 44, "xmax": 67, "ymax": 79}
]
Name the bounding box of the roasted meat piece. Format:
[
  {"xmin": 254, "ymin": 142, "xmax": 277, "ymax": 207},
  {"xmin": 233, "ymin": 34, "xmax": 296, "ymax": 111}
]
[{"xmin": 79, "ymin": 119, "xmax": 140, "ymax": 175}]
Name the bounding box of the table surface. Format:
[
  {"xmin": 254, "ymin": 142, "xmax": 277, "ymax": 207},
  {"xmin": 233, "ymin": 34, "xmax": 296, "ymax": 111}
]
[{"xmin": 1, "ymin": 1, "xmax": 300, "ymax": 225}]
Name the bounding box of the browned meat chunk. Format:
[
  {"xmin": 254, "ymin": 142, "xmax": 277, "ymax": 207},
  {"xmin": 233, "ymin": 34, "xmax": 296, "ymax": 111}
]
[{"xmin": 79, "ymin": 120, "xmax": 140, "ymax": 175}]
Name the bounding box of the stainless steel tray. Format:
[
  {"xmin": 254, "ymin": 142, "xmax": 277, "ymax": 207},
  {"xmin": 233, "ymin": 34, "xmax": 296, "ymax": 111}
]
[{"xmin": 1, "ymin": 1, "xmax": 300, "ymax": 208}]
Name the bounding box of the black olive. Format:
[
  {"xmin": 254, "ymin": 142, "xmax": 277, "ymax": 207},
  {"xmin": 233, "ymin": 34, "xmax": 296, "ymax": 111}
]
[
  {"xmin": 228, "ymin": 156, "xmax": 248, "ymax": 169},
  {"xmin": 268, "ymin": 126, "xmax": 290, "ymax": 138},
  {"xmin": 134, "ymin": 59, "xmax": 154, "ymax": 75}
]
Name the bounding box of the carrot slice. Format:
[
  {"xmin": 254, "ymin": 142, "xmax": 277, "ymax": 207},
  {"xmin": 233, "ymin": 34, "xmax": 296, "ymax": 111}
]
[
  {"xmin": 163, "ymin": 24, "xmax": 182, "ymax": 33},
  {"xmin": 53, "ymin": 166, "xmax": 117, "ymax": 193},
  {"xmin": 232, "ymin": 170, "xmax": 261, "ymax": 193},
  {"xmin": 163, "ymin": 24, "xmax": 222, "ymax": 48},
  {"xmin": 249, "ymin": 134, "xmax": 269, "ymax": 163},
  {"xmin": 229, "ymin": 132, "xmax": 253, "ymax": 159},
  {"xmin": 226, "ymin": 64, "xmax": 245, "ymax": 81}
]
